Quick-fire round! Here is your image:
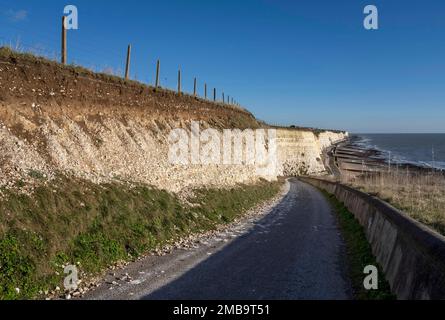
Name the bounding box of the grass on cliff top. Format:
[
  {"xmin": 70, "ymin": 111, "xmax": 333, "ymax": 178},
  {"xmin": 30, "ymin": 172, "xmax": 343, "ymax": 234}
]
[
  {"xmin": 0, "ymin": 175, "xmax": 282, "ymax": 300},
  {"xmin": 323, "ymin": 191, "xmax": 395, "ymax": 300},
  {"xmin": 0, "ymin": 46, "xmax": 123, "ymax": 83}
]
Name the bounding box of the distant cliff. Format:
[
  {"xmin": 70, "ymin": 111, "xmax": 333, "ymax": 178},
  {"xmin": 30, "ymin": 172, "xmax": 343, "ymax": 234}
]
[{"xmin": 277, "ymin": 129, "xmax": 348, "ymax": 176}]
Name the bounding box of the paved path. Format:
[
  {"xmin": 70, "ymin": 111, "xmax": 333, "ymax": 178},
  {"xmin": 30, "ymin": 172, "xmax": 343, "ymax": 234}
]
[{"xmin": 84, "ymin": 179, "xmax": 352, "ymax": 300}]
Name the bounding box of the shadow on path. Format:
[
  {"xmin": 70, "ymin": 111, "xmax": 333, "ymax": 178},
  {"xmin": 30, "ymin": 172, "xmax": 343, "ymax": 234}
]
[{"xmin": 143, "ymin": 179, "xmax": 353, "ymax": 300}]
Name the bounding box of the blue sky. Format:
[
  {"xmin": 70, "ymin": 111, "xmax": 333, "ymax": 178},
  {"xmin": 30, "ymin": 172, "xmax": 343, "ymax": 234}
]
[{"xmin": 1, "ymin": 0, "xmax": 444, "ymax": 133}]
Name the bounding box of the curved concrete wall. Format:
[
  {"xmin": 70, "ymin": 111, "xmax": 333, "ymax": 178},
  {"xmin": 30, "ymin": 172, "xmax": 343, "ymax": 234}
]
[{"xmin": 301, "ymin": 177, "xmax": 445, "ymax": 300}]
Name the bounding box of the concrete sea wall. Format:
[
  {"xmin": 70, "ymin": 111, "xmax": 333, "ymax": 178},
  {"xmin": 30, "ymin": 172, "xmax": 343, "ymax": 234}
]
[{"xmin": 301, "ymin": 177, "xmax": 445, "ymax": 300}]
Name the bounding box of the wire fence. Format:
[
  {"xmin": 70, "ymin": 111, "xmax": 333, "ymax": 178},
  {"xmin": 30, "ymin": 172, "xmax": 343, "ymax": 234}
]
[{"xmin": 0, "ymin": 16, "xmax": 243, "ymax": 107}]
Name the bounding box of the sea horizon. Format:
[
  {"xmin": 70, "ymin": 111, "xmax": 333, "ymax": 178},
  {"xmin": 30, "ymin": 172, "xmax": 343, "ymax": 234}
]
[{"xmin": 352, "ymin": 133, "xmax": 445, "ymax": 170}]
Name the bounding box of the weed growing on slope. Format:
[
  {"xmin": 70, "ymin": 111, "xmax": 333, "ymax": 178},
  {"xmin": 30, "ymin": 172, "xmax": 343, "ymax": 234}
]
[{"xmin": 0, "ymin": 175, "xmax": 282, "ymax": 299}]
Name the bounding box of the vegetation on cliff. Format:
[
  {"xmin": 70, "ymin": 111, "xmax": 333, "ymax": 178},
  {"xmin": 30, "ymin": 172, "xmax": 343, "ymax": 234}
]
[{"xmin": 0, "ymin": 174, "xmax": 282, "ymax": 300}]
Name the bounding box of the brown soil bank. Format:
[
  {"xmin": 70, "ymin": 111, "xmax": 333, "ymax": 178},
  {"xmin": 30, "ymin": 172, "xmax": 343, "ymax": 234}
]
[
  {"xmin": 0, "ymin": 48, "xmax": 257, "ymax": 128},
  {"xmin": 0, "ymin": 48, "xmax": 265, "ymax": 193}
]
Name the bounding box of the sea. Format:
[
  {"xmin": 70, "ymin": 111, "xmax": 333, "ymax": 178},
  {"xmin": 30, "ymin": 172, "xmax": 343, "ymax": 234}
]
[{"xmin": 352, "ymin": 134, "xmax": 445, "ymax": 170}]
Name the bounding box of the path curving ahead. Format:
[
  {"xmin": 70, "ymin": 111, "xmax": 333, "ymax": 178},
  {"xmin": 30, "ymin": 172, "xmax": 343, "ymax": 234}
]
[{"xmin": 84, "ymin": 179, "xmax": 353, "ymax": 300}]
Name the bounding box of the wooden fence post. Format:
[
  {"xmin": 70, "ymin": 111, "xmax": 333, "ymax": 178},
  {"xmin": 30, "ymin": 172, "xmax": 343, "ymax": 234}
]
[
  {"xmin": 178, "ymin": 69, "xmax": 181, "ymax": 95},
  {"xmin": 193, "ymin": 78, "xmax": 197, "ymax": 96},
  {"xmin": 204, "ymin": 83, "xmax": 207, "ymax": 99},
  {"xmin": 155, "ymin": 59, "xmax": 160, "ymax": 88},
  {"xmin": 222, "ymin": 92, "xmax": 225, "ymax": 104},
  {"xmin": 213, "ymin": 88, "xmax": 216, "ymax": 102},
  {"xmin": 125, "ymin": 45, "xmax": 131, "ymax": 80},
  {"xmin": 61, "ymin": 16, "xmax": 67, "ymax": 64}
]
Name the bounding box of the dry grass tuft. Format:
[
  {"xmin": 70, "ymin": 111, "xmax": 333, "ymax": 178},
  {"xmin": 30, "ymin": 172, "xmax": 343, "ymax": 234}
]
[{"xmin": 342, "ymin": 171, "xmax": 445, "ymax": 236}]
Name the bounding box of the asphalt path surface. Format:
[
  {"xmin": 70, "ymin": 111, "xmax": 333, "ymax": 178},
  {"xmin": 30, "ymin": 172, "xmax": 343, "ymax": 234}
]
[{"xmin": 84, "ymin": 179, "xmax": 352, "ymax": 300}]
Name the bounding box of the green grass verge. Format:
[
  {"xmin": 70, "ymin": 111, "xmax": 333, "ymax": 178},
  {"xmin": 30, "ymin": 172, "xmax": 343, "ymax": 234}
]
[
  {"xmin": 322, "ymin": 191, "xmax": 396, "ymax": 300},
  {"xmin": 0, "ymin": 175, "xmax": 282, "ymax": 300}
]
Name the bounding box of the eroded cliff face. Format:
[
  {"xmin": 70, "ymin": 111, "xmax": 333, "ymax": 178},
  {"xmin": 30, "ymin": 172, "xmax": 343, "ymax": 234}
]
[
  {"xmin": 276, "ymin": 129, "xmax": 348, "ymax": 176},
  {"xmin": 0, "ymin": 52, "xmax": 346, "ymax": 193},
  {"xmin": 0, "ymin": 114, "xmax": 272, "ymax": 193}
]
